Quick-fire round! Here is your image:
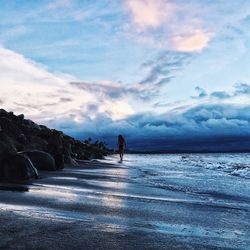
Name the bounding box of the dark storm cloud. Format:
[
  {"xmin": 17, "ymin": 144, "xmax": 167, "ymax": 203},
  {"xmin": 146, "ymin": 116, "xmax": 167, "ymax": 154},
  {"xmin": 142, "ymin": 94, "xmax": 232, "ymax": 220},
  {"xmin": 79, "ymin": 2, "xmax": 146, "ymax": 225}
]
[
  {"xmin": 59, "ymin": 102, "xmax": 250, "ymax": 151},
  {"xmin": 140, "ymin": 51, "xmax": 192, "ymax": 86}
]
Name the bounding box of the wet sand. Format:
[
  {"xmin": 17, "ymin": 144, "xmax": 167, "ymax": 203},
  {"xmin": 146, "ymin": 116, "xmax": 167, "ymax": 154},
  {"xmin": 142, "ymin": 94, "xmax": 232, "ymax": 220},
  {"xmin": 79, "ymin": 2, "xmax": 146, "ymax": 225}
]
[{"xmin": 0, "ymin": 158, "xmax": 249, "ymax": 250}]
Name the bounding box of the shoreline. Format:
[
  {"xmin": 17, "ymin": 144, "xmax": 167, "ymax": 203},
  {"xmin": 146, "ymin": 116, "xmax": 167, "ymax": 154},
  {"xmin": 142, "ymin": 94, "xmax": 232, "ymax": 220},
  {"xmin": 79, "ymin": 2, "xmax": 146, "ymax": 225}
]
[{"xmin": 0, "ymin": 157, "xmax": 249, "ymax": 249}]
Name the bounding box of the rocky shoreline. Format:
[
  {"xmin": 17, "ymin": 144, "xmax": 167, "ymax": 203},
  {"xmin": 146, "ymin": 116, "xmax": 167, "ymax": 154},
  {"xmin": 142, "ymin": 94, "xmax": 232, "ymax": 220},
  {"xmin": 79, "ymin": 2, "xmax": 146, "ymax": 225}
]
[{"xmin": 0, "ymin": 108, "xmax": 109, "ymax": 183}]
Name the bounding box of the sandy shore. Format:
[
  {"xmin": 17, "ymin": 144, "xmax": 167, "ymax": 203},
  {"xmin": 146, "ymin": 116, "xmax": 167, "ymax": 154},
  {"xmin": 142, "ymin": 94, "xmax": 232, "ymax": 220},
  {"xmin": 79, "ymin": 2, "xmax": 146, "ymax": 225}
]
[{"xmin": 0, "ymin": 158, "xmax": 249, "ymax": 250}]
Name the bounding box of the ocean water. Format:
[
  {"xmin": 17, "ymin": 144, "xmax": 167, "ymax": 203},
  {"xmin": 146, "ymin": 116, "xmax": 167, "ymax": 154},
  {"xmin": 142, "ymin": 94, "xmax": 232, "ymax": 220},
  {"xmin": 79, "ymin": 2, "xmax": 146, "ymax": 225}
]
[
  {"xmin": 104, "ymin": 153, "xmax": 250, "ymax": 209},
  {"xmin": 110, "ymin": 153, "xmax": 250, "ymax": 179}
]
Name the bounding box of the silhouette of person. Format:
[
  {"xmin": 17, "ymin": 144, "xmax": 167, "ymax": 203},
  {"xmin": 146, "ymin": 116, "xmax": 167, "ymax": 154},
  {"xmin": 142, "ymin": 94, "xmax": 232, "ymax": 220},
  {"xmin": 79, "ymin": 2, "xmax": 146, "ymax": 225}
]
[{"xmin": 117, "ymin": 134, "xmax": 126, "ymax": 161}]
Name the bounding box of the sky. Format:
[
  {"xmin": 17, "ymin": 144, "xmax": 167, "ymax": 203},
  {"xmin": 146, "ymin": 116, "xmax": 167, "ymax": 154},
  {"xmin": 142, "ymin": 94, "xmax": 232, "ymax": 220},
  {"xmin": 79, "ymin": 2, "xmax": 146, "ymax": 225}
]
[{"xmin": 1, "ymin": 0, "xmax": 250, "ymax": 150}]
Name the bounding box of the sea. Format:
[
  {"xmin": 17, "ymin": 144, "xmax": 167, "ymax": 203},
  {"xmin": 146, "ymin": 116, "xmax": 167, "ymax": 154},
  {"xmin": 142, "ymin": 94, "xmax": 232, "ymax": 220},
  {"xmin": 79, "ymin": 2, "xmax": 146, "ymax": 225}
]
[
  {"xmin": 101, "ymin": 153, "xmax": 250, "ymax": 210},
  {"xmin": 115, "ymin": 153, "xmax": 250, "ymax": 179}
]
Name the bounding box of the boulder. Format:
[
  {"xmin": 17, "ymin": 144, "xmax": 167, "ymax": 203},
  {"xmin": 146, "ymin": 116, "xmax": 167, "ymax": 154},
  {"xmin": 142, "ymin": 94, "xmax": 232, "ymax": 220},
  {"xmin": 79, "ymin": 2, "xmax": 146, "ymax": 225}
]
[
  {"xmin": 21, "ymin": 150, "xmax": 56, "ymax": 171},
  {"xmin": 23, "ymin": 119, "xmax": 41, "ymax": 130},
  {"xmin": 0, "ymin": 132, "xmax": 17, "ymax": 154},
  {"xmin": 16, "ymin": 133, "xmax": 28, "ymax": 146},
  {"xmin": 47, "ymin": 131, "xmax": 63, "ymax": 154},
  {"xmin": 64, "ymin": 154, "xmax": 78, "ymax": 166},
  {"xmin": 62, "ymin": 140, "xmax": 77, "ymax": 165},
  {"xmin": 0, "ymin": 109, "xmax": 8, "ymax": 118},
  {"xmin": 0, "ymin": 117, "xmax": 22, "ymax": 139},
  {"xmin": 25, "ymin": 135, "xmax": 48, "ymax": 151},
  {"xmin": 0, "ymin": 154, "xmax": 39, "ymax": 182},
  {"xmin": 53, "ymin": 153, "xmax": 64, "ymax": 170},
  {"xmin": 0, "ymin": 108, "xmax": 108, "ymax": 179},
  {"xmin": 17, "ymin": 114, "xmax": 24, "ymax": 121}
]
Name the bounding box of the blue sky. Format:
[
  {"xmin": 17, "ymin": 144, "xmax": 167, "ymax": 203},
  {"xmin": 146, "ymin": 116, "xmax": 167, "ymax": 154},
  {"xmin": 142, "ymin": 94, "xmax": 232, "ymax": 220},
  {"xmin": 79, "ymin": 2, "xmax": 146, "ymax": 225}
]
[{"xmin": 1, "ymin": 0, "xmax": 250, "ymax": 150}]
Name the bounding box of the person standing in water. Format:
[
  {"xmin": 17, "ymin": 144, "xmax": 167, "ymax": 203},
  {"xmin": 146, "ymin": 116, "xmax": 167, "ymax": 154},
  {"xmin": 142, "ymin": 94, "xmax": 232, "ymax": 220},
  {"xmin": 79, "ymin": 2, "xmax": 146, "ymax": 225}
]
[{"xmin": 117, "ymin": 134, "xmax": 126, "ymax": 161}]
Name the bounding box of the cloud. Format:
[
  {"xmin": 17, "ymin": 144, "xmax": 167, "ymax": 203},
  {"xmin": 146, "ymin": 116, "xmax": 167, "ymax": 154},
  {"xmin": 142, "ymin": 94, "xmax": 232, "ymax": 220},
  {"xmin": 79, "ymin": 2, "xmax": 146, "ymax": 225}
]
[
  {"xmin": 172, "ymin": 32, "xmax": 212, "ymax": 52},
  {"xmin": 70, "ymin": 79, "xmax": 157, "ymax": 102},
  {"xmin": 210, "ymin": 91, "xmax": 231, "ymax": 99},
  {"xmin": 191, "ymin": 86, "xmax": 207, "ymax": 99},
  {"xmin": 69, "ymin": 50, "xmax": 192, "ymax": 104},
  {"xmin": 124, "ymin": 0, "xmax": 213, "ymax": 52},
  {"xmin": 234, "ymin": 82, "xmax": 250, "ymax": 95},
  {"xmin": 1, "ymin": 46, "xmax": 250, "ymax": 151},
  {"xmin": 56, "ymin": 102, "xmax": 250, "ymax": 151},
  {"xmin": 192, "ymin": 82, "xmax": 250, "ymax": 100},
  {"xmin": 0, "ymin": 46, "xmax": 135, "ymax": 123},
  {"xmin": 140, "ymin": 51, "xmax": 192, "ymax": 86},
  {"xmin": 60, "ymin": 97, "xmax": 73, "ymax": 102},
  {"xmin": 125, "ymin": 0, "xmax": 171, "ymax": 30}
]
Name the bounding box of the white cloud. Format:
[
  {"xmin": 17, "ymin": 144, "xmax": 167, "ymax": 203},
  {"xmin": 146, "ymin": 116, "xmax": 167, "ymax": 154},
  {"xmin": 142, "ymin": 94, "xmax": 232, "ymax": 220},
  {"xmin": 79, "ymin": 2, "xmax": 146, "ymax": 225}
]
[
  {"xmin": 172, "ymin": 32, "xmax": 212, "ymax": 52},
  {"xmin": 0, "ymin": 46, "xmax": 134, "ymax": 125},
  {"xmin": 124, "ymin": 0, "xmax": 214, "ymax": 52},
  {"xmin": 125, "ymin": 0, "xmax": 172, "ymax": 30}
]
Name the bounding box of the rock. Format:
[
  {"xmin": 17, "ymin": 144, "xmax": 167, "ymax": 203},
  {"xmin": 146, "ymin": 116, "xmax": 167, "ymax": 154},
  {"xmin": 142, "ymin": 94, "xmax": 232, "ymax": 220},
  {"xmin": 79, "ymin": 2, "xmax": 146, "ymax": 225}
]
[
  {"xmin": 23, "ymin": 119, "xmax": 41, "ymax": 130},
  {"xmin": 16, "ymin": 133, "xmax": 27, "ymax": 144},
  {"xmin": 0, "ymin": 153, "xmax": 39, "ymax": 182},
  {"xmin": 25, "ymin": 135, "xmax": 48, "ymax": 151},
  {"xmin": 62, "ymin": 140, "xmax": 78, "ymax": 165},
  {"xmin": 53, "ymin": 153, "xmax": 64, "ymax": 170},
  {"xmin": 0, "ymin": 117, "xmax": 22, "ymax": 139},
  {"xmin": 47, "ymin": 131, "xmax": 63, "ymax": 155},
  {"xmin": 39, "ymin": 125, "xmax": 48, "ymax": 130},
  {"xmin": 17, "ymin": 114, "xmax": 24, "ymax": 121},
  {"xmin": 21, "ymin": 150, "xmax": 56, "ymax": 171},
  {"xmin": 64, "ymin": 154, "xmax": 78, "ymax": 166},
  {"xmin": 0, "ymin": 131, "xmax": 17, "ymax": 154},
  {"xmin": 0, "ymin": 107, "xmax": 108, "ymax": 180},
  {"xmin": 0, "ymin": 109, "xmax": 8, "ymax": 118}
]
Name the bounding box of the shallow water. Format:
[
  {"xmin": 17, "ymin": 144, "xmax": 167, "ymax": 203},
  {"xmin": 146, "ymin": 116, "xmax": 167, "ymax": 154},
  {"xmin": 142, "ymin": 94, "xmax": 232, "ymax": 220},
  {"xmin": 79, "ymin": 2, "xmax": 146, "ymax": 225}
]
[{"xmin": 0, "ymin": 153, "xmax": 249, "ymax": 249}]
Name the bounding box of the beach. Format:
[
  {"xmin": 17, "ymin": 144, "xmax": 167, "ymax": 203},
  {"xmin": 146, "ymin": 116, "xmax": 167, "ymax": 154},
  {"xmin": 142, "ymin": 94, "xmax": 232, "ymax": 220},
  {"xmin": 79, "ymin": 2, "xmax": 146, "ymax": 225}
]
[{"xmin": 0, "ymin": 154, "xmax": 249, "ymax": 250}]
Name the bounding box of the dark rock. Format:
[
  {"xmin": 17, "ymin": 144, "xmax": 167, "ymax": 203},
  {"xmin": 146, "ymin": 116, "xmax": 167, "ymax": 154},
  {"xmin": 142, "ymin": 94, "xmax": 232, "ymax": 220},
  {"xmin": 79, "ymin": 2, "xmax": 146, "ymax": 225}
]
[
  {"xmin": 39, "ymin": 125, "xmax": 48, "ymax": 130},
  {"xmin": 23, "ymin": 119, "xmax": 41, "ymax": 130},
  {"xmin": 62, "ymin": 140, "xmax": 78, "ymax": 165},
  {"xmin": 0, "ymin": 153, "xmax": 39, "ymax": 182},
  {"xmin": 25, "ymin": 135, "xmax": 48, "ymax": 151},
  {"xmin": 47, "ymin": 131, "xmax": 63, "ymax": 155},
  {"xmin": 0, "ymin": 109, "xmax": 8, "ymax": 118},
  {"xmin": 16, "ymin": 133, "xmax": 27, "ymax": 144},
  {"xmin": 0, "ymin": 107, "xmax": 109, "ymax": 182},
  {"xmin": 0, "ymin": 117, "xmax": 22, "ymax": 139},
  {"xmin": 53, "ymin": 153, "xmax": 64, "ymax": 170},
  {"xmin": 64, "ymin": 154, "xmax": 78, "ymax": 166},
  {"xmin": 17, "ymin": 114, "xmax": 24, "ymax": 121},
  {"xmin": 0, "ymin": 132, "xmax": 17, "ymax": 154},
  {"xmin": 21, "ymin": 150, "xmax": 56, "ymax": 171}
]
